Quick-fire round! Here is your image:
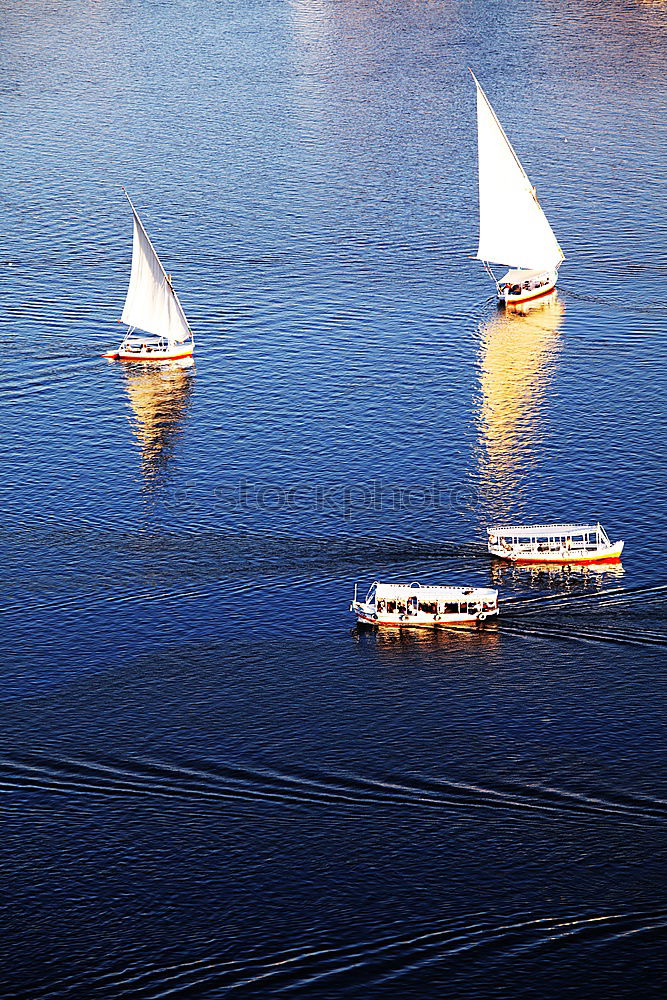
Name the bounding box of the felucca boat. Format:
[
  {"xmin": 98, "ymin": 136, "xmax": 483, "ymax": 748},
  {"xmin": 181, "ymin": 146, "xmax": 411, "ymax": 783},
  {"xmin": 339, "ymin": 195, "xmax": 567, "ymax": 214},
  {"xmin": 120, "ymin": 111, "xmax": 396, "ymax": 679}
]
[
  {"xmin": 351, "ymin": 581, "xmax": 499, "ymax": 628},
  {"xmin": 471, "ymin": 71, "xmax": 564, "ymax": 308},
  {"xmin": 487, "ymin": 523, "xmax": 624, "ymax": 565},
  {"xmin": 104, "ymin": 189, "xmax": 194, "ymax": 362}
]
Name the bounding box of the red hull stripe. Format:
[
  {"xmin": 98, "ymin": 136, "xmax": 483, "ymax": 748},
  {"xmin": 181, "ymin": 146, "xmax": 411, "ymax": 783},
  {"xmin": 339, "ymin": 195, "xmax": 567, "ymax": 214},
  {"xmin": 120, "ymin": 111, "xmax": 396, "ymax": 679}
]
[
  {"xmin": 356, "ymin": 614, "xmax": 487, "ymax": 628},
  {"xmin": 504, "ymin": 284, "xmax": 556, "ymax": 306},
  {"xmin": 512, "ymin": 556, "xmax": 622, "ymax": 566},
  {"xmin": 104, "ymin": 350, "xmax": 194, "ymax": 362}
]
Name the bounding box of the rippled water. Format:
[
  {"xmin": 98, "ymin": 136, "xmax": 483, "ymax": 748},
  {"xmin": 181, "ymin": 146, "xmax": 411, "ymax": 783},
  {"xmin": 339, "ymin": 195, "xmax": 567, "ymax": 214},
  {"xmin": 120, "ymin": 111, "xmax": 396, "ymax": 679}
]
[{"xmin": 1, "ymin": 1, "xmax": 666, "ymax": 997}]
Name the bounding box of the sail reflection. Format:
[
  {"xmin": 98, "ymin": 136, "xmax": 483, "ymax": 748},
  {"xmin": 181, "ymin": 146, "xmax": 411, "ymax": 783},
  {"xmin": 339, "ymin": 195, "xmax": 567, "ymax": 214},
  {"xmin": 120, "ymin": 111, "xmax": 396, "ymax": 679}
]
[
  {"xmin": 122, "ymin": 359, "xmax": 195, "ymax": 489},
  {"xmin": 476, "ymin": 299, "xmax": 564, "ymax": 520}
]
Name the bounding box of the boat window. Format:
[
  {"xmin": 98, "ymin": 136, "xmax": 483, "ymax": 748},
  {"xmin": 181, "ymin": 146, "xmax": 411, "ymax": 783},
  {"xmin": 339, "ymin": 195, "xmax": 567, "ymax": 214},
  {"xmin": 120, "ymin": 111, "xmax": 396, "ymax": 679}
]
[
  {"xmin": 518, "ymin": 536, "xmax": 531, "ymax": 545},
  {"xmin": 572, "ymin": 534, "xmax": 584, "ymax": 543},
  {"xmin": 387, "ymin": 601, "xmax": 396, "ymax": 613},
  {"xmin": 444, "ymin": 602, "xmax": 458, "ymax": 615},
  {"xmin": 589, "ymin": 532, "xmax": 598, "ymax": 544}
]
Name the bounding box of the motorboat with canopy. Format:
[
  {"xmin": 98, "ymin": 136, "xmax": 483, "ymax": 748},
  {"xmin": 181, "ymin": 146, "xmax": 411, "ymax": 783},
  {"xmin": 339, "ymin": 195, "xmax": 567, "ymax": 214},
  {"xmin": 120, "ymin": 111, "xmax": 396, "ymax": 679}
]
[
  {"xmin": 487, "ymin": 522, "xmax": 624, "ymax": 565},
  {"xmin": 351, "ymin": 581, "xmax": 499, "ymax": 628},
  {"xmin": 471, "ymin": 70, "xmax": 564, "ymax": 308},
  {"xmin": 104, "ymin": 189, "xmax": 194, "ymax": 362}
]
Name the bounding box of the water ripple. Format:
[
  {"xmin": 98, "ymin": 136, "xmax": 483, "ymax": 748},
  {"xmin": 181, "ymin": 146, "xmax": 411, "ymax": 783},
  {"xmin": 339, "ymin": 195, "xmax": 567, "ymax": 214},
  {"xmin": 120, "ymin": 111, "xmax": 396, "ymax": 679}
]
[{"xmin": 0, "ymin": 752, "xmax": 663, "ymax": 829}]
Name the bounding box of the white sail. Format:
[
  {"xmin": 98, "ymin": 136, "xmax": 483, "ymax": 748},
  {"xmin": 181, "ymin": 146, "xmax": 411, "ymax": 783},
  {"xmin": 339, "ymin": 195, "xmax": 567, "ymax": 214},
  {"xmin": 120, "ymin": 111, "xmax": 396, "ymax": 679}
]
[
  {"xmin": 473, "ymin": 74, "xmax": 564, "ymax": 272},
  {"xmin": 121, "ymin": 196, "xmax": 191, "ymax": 344}
]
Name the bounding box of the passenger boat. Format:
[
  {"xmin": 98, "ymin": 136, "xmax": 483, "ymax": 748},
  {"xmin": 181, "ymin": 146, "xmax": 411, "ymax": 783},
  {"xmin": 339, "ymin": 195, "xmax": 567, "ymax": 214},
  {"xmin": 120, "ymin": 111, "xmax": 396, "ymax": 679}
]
[
  {"xmin": 487, "ymin": 523, "xmax": 624, "ymax": 565},
  {"xmin": 103, "ymin": 189, "xmax": 194, "ymax": 362},
  {"xmin": 351, "ymin": 581, "xmax": 499, "ymax": 628},
  {"xmin": 471, "ymin": 70, "xmax": 564, "ymax": 309}
]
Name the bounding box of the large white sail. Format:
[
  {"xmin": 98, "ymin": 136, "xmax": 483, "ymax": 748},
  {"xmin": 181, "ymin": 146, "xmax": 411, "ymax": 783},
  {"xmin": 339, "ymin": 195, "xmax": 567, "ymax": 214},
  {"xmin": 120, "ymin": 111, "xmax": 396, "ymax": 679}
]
[
  {"xmin": 473, "ymin": 74, "xmax": 564, "ymax": 272},
  {"xmin": 121, "ymin": 195, "xmax": 191, "ymax": 344}
]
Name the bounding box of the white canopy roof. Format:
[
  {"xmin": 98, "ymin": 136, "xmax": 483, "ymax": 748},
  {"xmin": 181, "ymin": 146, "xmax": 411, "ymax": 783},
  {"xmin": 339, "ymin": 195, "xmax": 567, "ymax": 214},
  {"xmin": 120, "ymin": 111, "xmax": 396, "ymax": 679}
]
[
  {"xmin": 500, "ymin": 268, "xmax": 551, "ymax": 283},
  {"xmin": 488, "ymin": 523, "xmax": 602, "ymax": 535},
  {"xmin": 372, "ymin": 582, "xmax": 497, "ymax": 601}
]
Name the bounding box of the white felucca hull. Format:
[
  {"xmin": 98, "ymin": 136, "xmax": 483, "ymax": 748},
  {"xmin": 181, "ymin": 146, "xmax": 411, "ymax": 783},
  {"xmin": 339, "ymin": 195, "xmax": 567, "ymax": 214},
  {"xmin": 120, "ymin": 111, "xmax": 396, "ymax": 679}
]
[
  {"xmin": 498, "ymin": 271, "xmax": 559, "ymax": 309},
  {"xmin": 104, "ymin": 341, "xmax": 194, "ymax": 363}
]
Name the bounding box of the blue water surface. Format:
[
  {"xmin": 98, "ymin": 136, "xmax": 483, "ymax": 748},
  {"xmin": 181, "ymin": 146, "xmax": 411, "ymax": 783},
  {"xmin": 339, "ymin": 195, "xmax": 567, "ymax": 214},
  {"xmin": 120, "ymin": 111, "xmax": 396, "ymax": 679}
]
[{"xmin": 0, "ymin": 1, "xmax": 666, "ymax": 997}]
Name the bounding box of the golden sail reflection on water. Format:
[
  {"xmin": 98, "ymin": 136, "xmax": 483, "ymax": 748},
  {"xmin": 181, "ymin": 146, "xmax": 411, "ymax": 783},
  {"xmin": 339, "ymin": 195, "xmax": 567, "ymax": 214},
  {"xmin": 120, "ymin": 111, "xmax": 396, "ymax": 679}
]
[
  {"xmin": 121, "ymin": 359, "xmax": 195, "ymax": 489},
  {"xmin": 476, "ymin": 299, "xmax": 564, "ymax": 521}
]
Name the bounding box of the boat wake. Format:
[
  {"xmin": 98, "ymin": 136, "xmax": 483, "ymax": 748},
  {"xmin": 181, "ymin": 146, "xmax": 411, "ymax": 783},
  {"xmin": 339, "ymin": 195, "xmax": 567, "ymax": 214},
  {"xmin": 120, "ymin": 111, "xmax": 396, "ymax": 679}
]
[
  {"xmin": 16, "ymin": 906, "xmax": 667, "ymax": 999},
  {"xmin": 499, "ymin": 582, "xmax": 667, "ymax": 648},
  {"xmin": 559, "ymin": 283, "xmax": 667, "ymax": 315},
  {"xmin": 502, "ymin": 581, "xmax": 667, "ymax": 614},
  {"xmin": 500, "ymin": 618, "xmax": 667, "ymax": 649},
  {"xmin": 0, "ymin": 752, "xmax": 664, "ymax": 828}
]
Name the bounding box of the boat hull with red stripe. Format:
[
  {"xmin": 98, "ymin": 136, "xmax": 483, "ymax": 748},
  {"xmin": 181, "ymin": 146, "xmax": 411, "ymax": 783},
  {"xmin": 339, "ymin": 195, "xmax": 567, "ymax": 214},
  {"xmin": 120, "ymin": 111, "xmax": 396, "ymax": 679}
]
[
  {"xmin": 351, "ymin": 580, "xmax": 499, "ymax": 630},
  {"xmin": 103, "ymin": 334, "xmax": 194, "ymax": 363},
  {"xmin": 488, "ymin": 523, "xmax": 624, "ymax": 567}
]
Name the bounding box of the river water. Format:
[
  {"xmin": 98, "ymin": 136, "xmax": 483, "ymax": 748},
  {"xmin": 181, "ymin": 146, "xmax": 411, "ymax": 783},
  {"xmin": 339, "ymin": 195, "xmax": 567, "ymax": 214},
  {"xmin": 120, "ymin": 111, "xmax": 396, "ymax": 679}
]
[{"xmin": 0, "ymin": 1, "xmax": 666, "ymax": 997}]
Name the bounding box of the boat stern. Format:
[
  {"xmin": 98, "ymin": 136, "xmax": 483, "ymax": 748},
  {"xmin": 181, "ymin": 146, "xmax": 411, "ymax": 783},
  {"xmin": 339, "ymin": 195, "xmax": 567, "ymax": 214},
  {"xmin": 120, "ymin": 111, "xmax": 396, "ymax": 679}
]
[{"xmin": 477, "ymin": 589, "xmax": 500, "ymax": 621}]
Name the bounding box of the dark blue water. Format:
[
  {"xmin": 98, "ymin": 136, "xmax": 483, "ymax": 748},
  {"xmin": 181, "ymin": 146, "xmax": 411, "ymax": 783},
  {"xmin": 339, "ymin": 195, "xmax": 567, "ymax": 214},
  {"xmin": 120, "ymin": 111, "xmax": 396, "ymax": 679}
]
[{"xmin": 1, "ymin": 1, "xmax": 666, "ymax": 996}]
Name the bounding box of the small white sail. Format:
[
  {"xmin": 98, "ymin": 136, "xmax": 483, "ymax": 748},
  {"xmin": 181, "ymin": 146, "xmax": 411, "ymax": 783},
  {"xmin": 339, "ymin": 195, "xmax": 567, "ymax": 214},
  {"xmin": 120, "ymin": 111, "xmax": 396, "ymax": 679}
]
[
  {"xmin": 473, "ymin": 74, "xmax": 564, "ymax": 272},
  {"xmin": 121, "ymin": 194, "xmax": 191, "ymax": 344}
]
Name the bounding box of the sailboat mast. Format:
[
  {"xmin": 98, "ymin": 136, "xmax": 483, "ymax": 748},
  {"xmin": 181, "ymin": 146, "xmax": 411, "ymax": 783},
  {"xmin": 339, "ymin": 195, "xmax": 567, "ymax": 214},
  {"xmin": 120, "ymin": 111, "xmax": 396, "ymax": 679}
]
[{"xmin": 121, "ymin": 187, "xmax": 193, "ymax": 336}]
